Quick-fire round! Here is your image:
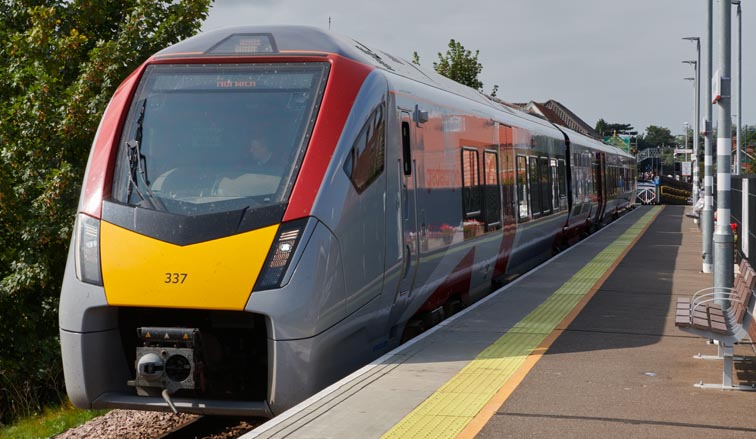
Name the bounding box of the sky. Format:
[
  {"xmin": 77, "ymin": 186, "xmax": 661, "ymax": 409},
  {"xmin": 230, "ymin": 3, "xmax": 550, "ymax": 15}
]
[{"xmin": 202, "ymin": 0, "xmax": 754, "ymax": 137}]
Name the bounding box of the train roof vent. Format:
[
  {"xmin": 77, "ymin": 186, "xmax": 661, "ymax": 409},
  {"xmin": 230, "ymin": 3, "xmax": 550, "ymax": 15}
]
[{"xmin": 207, "ymin": 33, "xmax": 279, "ymax": 54}]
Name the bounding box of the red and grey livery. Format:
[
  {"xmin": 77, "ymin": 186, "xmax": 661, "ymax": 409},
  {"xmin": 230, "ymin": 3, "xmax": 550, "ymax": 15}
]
[{"xmin": 59, "ymin": 25, "xmax": 635, "ymax": 417}]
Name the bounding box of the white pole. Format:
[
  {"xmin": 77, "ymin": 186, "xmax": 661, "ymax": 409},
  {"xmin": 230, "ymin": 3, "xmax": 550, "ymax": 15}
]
[{"xmin": 714, "ymin": 0, "xmax": 734, "ymax": 307}]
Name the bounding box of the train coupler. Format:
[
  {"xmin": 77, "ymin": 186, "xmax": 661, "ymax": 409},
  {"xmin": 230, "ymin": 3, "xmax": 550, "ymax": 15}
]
[{"xmin": 127, "ymin": 327, "xmax": 204, "ymax": 399}]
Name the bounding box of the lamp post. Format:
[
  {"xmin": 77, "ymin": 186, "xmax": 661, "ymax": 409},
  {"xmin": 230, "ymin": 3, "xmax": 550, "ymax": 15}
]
[
  {"xmin": 683, "ymin": 121, "xmax": 690, "ymax": 181},
  {"xmin": 683, "ymin": 36, "xmax": 701, "ymax": 207},
  {"xmin": 702, "ymin": 0, "xmax": 714, "ymax": 273},
  {"xmin": 732, "ymin": 1, "xmax": 742, "ymax": 174},
  {"xmin": 683, "ymin": 70, "xmax": 697, "ymax": 187},
  {"xmin": 714, "ymin": 0, "xmax": 734, "ymax": 307}
]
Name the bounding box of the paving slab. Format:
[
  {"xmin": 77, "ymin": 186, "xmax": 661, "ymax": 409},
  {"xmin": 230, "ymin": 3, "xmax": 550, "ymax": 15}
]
[
  {"xmin": 477, "ymin": 206, "xmax": 756, "ymax": 439},
  {"xmin": 244, "ymin": 206, "xmax": 756, "ymax": 439}
]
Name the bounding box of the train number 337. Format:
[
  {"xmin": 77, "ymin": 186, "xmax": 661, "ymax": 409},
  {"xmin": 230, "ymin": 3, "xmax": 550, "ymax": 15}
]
[{"xmin": 164, "ymin": 273, "xmax": 188, "ymax": 284}]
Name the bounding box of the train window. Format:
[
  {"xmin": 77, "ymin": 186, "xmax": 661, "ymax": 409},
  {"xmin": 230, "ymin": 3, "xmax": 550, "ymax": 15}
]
[
  {"xmin": 584, "ymin": 154, "xmax": 592, "ymax": 201},
  {"xmin": 572, "ymin": 152, "xmax": 582, "ymax": 202},
  {"xmin": 401, "ymin": 121, "xmax": 412, "ymax": 176},
  {"xmin": 516, "ymin": 155, "xmax": 529, "ymax": 220},
  {"xmin": 528, "ymin": 156, "xmax": 540, "ymax": 216},
  {"xmin": 557, "ymin": 159, "xmax": 566, "ymax": 203},
  {"xmin": 550, "ymin": 159, "xmax": 560, "ymax": 212},
  {"xmin": 540, "ymin": 157, "xmax": 551, "ymax": 214},
  {"xmin": 591, "ymin": 155, "xmax": 598, "ymax": 197},
  {"xmin": 462, "ymin": 148, "xmax": 481, "ymax": 218},
  {"xmin": 556, "ymin": 160, "xmax": 567, "ymax": 209},
  {"xmin": 483, "ymin": 150, "xmax": 501, "ymax": 230},
  {"xmin": 343, "ymin": 102, "xmax": 386, "ymax": 194},
  {"xmin": 112, "ymin": 62, "xmax": 329, "ymax": 215},
  {"xmin": 616, "ymin": 167, "xmax": 621, "ymax": 196},
  {"xmin": 502, "ymin": 152, "xmax": 515, "ymax": 222}
]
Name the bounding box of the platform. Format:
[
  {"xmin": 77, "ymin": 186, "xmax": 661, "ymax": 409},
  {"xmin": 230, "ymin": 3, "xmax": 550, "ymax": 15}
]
[{"xmin": 244, "ymin": 206, "xmax": 756, "ymax": 439}]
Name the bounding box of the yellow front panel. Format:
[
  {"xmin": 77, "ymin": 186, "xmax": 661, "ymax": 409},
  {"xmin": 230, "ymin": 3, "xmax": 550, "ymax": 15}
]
[{"xmin": 100, "ymin": 221, "xmax": 279, "ymax": 310}]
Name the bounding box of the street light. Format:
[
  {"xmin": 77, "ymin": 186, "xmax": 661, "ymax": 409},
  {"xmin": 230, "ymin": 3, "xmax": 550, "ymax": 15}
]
[
  {"xmin": 683, "ymin": 35, "xmax": 701, "ymax": 205},
  {"xmin": 732, "ymin": 1, "xmax": 742, "ymax": 174},
  {"xmin": 683, "ymin": 121, "xmax": 690, "ymax": 181},
  {"xmin": 702, "ymin": 0, "xmax": 714, "ymax": 273},
  {"xmin": 683, "ymin": 62, "xmax": 698, "ymax": 198},
  {"xmin": 713, "ymin": 0, "xmax": 734, "ymax": 306}
]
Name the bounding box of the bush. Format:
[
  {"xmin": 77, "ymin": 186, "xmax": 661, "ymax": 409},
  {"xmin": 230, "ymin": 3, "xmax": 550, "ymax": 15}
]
[{"xmin": 0, "ymin": 0, "xmax": 212, "ymax": 425}]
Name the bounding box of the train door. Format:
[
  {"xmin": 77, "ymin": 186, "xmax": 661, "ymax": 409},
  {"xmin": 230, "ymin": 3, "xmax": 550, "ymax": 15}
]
[
  {"xmin": 493, "ymin": 123, "xmax": 517, "ymax": 282},
  {"xmin": 395, "ymin": 112, "xmax": 420, "ymax": 301},
  {"xmin": 593, "ymin": 152, "xmax": 607, "ymax": 224},
  {"xmin": 482, "ymin": 149, "xmax": 502, "ymax": 231}
]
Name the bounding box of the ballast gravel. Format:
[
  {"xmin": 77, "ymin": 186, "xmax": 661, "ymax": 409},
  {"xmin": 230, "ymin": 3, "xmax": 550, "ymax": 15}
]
[{"xmin": 53, "ymin": 409, "xmax": 198, "ymax": 439}]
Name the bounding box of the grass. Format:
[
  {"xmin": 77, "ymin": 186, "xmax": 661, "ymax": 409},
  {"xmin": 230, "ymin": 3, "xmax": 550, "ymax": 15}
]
[{"xmin": 0, "ymin": 401, "xmax": 107, "ymax": 439}]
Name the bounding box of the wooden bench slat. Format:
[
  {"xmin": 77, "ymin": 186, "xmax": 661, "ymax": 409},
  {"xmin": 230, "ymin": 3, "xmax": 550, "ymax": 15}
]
[
  {"xmin": 692, "ymin": 310, "xmax": 709, "ymax": 320},
  {"xmin": 708, "ymin": 314, "xmax": 726, "ymax": 324},
  {"xmin": 710, "ymin": 320, "xmax": 728, "ymax": 334},
  {"xmin": 692, "ymin": 316, "xmax": 710, "ymax": 330},
  {"xmin": 677, "ymin": 259, "xmax": 755, "ymax": 338},
  {"xmin": 676, "ymin": 259, "xmax": 756, "ymax": 390},
  {"xmin": 708, "ymin": 309, "xmax": 725, "ymax": 319}
]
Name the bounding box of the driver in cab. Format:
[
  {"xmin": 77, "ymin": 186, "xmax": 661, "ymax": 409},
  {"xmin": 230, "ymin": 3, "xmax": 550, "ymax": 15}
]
[{"xmin": 213, "ymin": 135, "xmax": 283, "ymax": 198}]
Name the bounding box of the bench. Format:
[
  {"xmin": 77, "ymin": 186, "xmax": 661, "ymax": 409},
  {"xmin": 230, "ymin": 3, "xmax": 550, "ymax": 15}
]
[{"xmin": 675, "ymin": 259, "xmax": 756, "ymax": 390}]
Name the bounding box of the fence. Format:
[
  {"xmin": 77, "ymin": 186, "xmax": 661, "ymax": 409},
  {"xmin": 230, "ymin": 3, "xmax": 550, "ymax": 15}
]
[
  {"xmin": 636, "ymin": 176, "xmax": 691, "ymax": 205},
  {"xmin": 731, "ymin": 176, "xmax": 756, "ymax": 266}
]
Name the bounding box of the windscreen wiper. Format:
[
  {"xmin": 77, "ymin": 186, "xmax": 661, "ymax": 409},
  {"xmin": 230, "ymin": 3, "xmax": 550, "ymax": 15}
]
[{"xmin": 126, "ymin": 98, "xmax": 165, "ymax": 211}]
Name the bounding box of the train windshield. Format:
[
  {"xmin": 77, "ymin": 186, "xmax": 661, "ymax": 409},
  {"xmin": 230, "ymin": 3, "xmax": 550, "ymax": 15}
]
[{"xmin": 112, "ymin": 63, "xmax": 329, "ymax": 215}]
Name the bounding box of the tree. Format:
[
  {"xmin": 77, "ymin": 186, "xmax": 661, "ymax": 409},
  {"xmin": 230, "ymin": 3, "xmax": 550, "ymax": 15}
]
[
  {"xmin": 433, "ymin": 39, "xmax": 484, "ymax": 90},
  {"xmin": 411, "ymin": 50, "xmax": 421, "ymax": 66},
  {"xmin": 642, "ymin": 125, "xmax": 676, "ymax": 149},
  {"xmin": 0, "ymin": 0, "xmax": 212, "ymax": 423},
  {"xmin": 595, "ymin": 119, "xmax": 639, "ymax": 153},
  {"xmin": 595, "ymin": 119, "xmax": 635, "ymax": 137},
  {"xmin": 414, "ymin": 39, "xmax": 498, "ymax": 96}
]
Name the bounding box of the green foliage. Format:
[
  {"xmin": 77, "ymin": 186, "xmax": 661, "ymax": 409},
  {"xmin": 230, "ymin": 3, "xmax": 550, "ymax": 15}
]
[
  {"xmin": 595, "ymin": 119, "xmax": 635, "ymax": 137},
  {"xmin": 433, "ymin": 39, "xmax": 484, "ymax": 90},
  {"xmin": 641, "ymin": 125, "xmax": 676, "ymax": 149},
  {"xmin": 0, "ymin": 0, "xmax": 212, "ymax": 425},
  {"xmin": 414, "ymin": 40, "xmax": 497, "ymax": 96},
  {"xmin": 0, "ymin": 401, "xmax": 107, "ymax": 439},
  {"xmin": 595, "ymin": 119, "xmax": 639, "ymax": 152}
]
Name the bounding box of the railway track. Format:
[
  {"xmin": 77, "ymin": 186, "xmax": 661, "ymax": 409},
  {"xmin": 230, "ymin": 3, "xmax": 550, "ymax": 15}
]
[{"xmin": 158, "ymin": 415, "xmax": 263, "ymax": 439}]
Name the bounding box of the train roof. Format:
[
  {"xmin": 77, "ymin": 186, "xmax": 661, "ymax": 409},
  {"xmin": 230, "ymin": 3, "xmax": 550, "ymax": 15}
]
[
  {"xmin": 155, "ymin": 26, "xmax": 522, "ymax": 113},
  {"xmin": 561, "ymin": 125, "xmax": 635, "ymax": 159},
  {"xmin": 157, "ymin": 26, "xmax": 633, "ymax": 159},
  {"xmin": 155, "ymin": 25, "xmax": 448, "ymax": 86}
]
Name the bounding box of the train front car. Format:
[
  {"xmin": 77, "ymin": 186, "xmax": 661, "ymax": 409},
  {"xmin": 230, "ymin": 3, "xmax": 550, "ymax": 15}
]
[{"xmin": 59, "ymin": 26, "xmax": 385, "ymax": 417}]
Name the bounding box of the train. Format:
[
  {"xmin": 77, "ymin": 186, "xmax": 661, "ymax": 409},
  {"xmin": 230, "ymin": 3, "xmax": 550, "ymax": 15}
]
[{"xmin": 59, "ymin": 25, "xmax": 636, "ymax": 417}]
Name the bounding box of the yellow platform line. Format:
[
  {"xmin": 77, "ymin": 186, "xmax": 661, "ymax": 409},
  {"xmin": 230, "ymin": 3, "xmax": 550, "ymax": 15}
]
[{"xmin": 380, "ymin": 206, "xmax": 662, "ymax": 439}]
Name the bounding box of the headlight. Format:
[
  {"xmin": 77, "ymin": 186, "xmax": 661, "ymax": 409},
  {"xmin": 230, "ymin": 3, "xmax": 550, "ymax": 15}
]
[
  {"xmin": 74, "ymin": 213, "xmax": 103, "ymax": 285},
  {"xmin": 255, "ymin": 218, "xmax": 307, "ymax": 291}
]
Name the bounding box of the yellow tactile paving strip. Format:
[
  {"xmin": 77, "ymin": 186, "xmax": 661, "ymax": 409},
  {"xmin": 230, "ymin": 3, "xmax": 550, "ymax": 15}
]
[{"xmin": 380, "ymin": 206, "xmax": 662, "ymax": 439}]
